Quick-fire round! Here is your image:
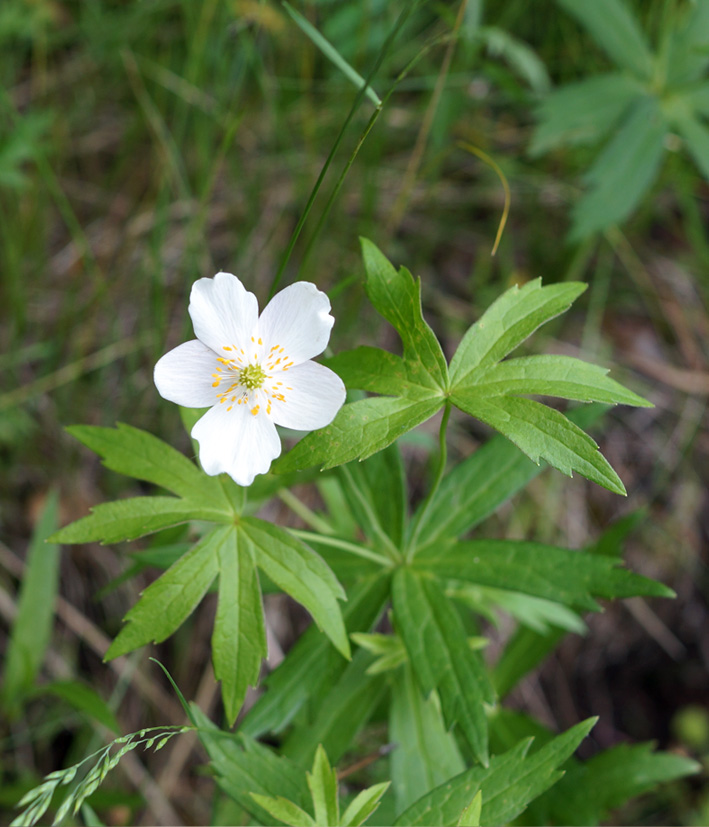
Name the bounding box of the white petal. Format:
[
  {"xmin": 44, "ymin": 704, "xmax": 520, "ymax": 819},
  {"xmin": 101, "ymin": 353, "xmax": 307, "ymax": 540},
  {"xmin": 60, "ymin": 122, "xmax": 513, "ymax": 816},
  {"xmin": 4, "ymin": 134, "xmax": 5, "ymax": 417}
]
[
  {"xmin": 154, "ymin": 340, "xmax": 218, "ymax": 407},
  {"xmin": 258, "ymin": 282, "xmax": 334, "ymax": 365},
  {"xmin": 270, "ymin": 361, "xmax": 345, "ymax": 431},
  {"xmin": 192, "ymin": 401, "xmax": 281, "ymax": 486},
  {"xmin": 189, "ymin": 271, "xmax": 259, "ymax": 355}
]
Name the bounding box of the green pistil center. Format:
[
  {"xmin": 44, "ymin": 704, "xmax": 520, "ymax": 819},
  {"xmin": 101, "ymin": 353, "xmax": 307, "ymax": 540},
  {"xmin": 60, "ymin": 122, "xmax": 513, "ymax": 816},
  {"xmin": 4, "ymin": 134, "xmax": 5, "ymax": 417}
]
[{"xmin": 240, "ymin": 363, "xmax": 266, "ymax": 390}]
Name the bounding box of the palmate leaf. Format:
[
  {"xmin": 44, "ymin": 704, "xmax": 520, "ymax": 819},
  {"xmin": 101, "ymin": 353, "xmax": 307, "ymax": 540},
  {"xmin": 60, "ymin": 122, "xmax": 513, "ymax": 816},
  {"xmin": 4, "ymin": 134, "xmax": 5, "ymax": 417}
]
[
  {"xmin": 212, "ymin": 529, "xmax": 267, "ymax": 725},
  {"xmin": 570, "ymin": 95, "xmax": 667, "ymax": 240},
  {"xmin": 394, "ymin": 718, "xmax": 596, "ymax": 826},
  {"xmin": 529, "ymin": 73, "xmax": 644, "ymax": 156},
  {"xmin": 556, "ymin": 0, "xmax": 654, "ymax": 79},
  {"xmin": 528, "ymin": 741, "xmax": 700, "ymax": 825},
  {"xmin": 451, "ymin": 393, "xmax": 626, "ymax": 494},
  {"xmin": 276, "ymin": 240, "xmax": 447, "ymax": 474},
  {"xmin": 275, "ymin": 394, "xmax": 443, "ymax": 473},
  {"xmin": 239, "ymin": 518, "xmax": 350, "ymax": 658},
  {"xmin": 241, "ymin": 575, "xmax": 391, "ymax": 738},
  {"xmin": 389, "ymin": 665, "xmax": 465, "ymax": 813},
  {"xmin": 448, "ymin": 279, "xmax": 587, "ymax": 386},
  {"xmin": 392, "ymin": 568, "xmax": 495, "ymax": 767},
  {"xmin": 417, "ymin": 539, "xmax": 673, "ymax": 612}
]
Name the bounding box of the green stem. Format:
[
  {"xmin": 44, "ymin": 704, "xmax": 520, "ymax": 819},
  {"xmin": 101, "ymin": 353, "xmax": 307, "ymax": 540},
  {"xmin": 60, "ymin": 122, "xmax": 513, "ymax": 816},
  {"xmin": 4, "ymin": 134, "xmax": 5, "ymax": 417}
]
[
  {"xmin": 290, "ymin": 529, "xmax": 391, "ymax": 568},
  {"xmin": 278, "ymin": 488, "xmax": 335, "ymax": 535},
  {"xmin": 406, "ymin": 401, "xmax": 451, "ymax": 559}
]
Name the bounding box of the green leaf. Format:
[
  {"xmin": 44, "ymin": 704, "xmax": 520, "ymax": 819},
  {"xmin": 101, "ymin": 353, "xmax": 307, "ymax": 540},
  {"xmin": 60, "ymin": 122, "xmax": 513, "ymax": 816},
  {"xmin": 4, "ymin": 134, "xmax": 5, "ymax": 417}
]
[
  {"xmin": 531, "ymin": 741, "xmax": 701, "ymax": 825},
  {"xmin": 324, "ymin": 346, "xmax": 439, "ymax": 400},
  {"xmin": 664, "ymin": 1, "xmax": 709, "ymax": 85},
  {"xmin": 392, "ymin": 568, "xmax": 495, "ymax": 766},
  {"xmin": 570, "ymin": 96, "xmax": 667, "ymax": 240},
  {"xmin": 390, "ymin": 665, "xmax": 465, "ymax": 812},
  {"xmin": 39, "ymin": 680, "xmax": 120, "ymax": 735},
  {"xmin": 492, "ymin": 625, "xmax": 567, "ymax": 699},
  {"xmin": 307, "ymin": 745, "xmax": 339, "ymax": 827},
  {"xmin": 66, "ymin": 423, "xmax": 230, "ymax": 507},
  {"xmin": 556, "ymin": 0, "xmax": 654, "ymax": 79},
  {"xmin": 394, "ymin": 718, "xmax": 596, "ymax": 826},
  {"xmin": 250, "ymin": 794, "xmax": 316, "ymax": 827},
  {"xmin": 212, "ymin": 528, "xmax": 266, "ymax": 725},
  {"xmin": 282, "ymin": 1, "xmax": 380, "ymax": 106},
  {"xmin": 417, "ymin": 539, "xmax": 673, "ymax": 612},
  {"xmin": 50, "ymin": 496, "xmax": 231, "ymax": 544},
  {"xmin": 1, "ymin": 491, "xmax": 60, "ymax": 716},
  {"xmin": 675, "ymin": 111, "xmax": 709, "ymax": 179},
  {"xmin": 275, "ymin": 395, "xmax": 443, "ymax": 473},
  {"xmin": 477, "ymin": 26, "xmax": 550, "ymax": 93},
  {"xmin": 193, "ymin": 706, "xmax": 310, "ymax": 823},
  {"xmin": 352, "ymin": 632, "xmax": 408, "ymax": 675},
  {"xmin": 241, "ymin": 575, "xmax": 390, "ymax": 737},
  {"xmin": 105, "ymin": 527, "xmax": 225, "ymax": 659},
  {"xmin": 411, "ymin": 405, "xmax": 607, "ymax": 551},
  {"xmin": 457, "ymin": 790, "xmax": 482, "ymax": 827},
  {"xmin": 361, "ymin": 238, "xmax": 448, "ymax": 387},
  {"xmin": 341, "ymin": 782, "xmax": 390, "ymax": 827},
  {"xmin": 462, "ymin": 355, "xmax": 651, "ymax": 407},
  {"xmin": 449, "ymin": 279, "xmax": 587, "ymax": 387},
  {"xmin": 451, "ymin": 393, "xmax": 626, "ymax": 494},
  {"xmin": 530, "ymin": 73, "xmax": 644, "ymax": 155},
  {"xmin": 282, "ymin": 650, "xmax": 388, "ymax": 767},
  {"xmin": 239, "ymin": 518, "xmax": 349, "ymax": 658}
]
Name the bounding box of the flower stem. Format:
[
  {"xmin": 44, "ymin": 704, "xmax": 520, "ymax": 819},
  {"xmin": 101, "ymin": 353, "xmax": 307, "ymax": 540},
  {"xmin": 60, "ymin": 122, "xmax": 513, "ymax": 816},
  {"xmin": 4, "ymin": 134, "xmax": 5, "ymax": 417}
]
[
  {"xmin": 277, "ymin": 488, "xmax": 335, "ymax": 536},
  {"xmin": 290, "ymin": 529, "xmax": 391, "ymax": 568},
  {"xmin": 406, "ymin": 401, "xmax": 451, "ymax": 560}
]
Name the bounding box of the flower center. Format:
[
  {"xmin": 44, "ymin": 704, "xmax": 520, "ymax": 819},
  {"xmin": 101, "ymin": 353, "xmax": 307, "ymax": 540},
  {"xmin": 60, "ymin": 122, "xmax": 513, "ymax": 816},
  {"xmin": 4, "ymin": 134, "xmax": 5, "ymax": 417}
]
[{"xmin": 240, "ymin": 363, "xmax": 266, "ymax": 390}]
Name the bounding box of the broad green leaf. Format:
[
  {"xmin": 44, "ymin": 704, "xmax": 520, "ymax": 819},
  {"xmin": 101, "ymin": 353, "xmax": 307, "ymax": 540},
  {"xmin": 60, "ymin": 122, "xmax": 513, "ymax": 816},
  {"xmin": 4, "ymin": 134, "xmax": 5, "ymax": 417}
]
[
  {"xmin": 250, "ymin": 794, "xmax": 316, "ymax": 827},
  {"xmin": 212, "ymin": 529, "xmax": 266, "ymax": 725},
  {"xmin": 462, "ymin": 355, "xmax": 651, "ymax": 407},
  {"xmin": 390, "ymin": 665, "xmax": 465, "ymax": 812},
  {"xmin": 40, "ymin": 680, "xmax": 120, "ymax": 735},
  {"xmin": 410, "ymin": 403, "xmax": 607, "ymax": 554},
  {"xmin": 449, "ymin": 280, "xmax": 587, "ymax": 387},
  {"xmin": 457, "ymin": 791, "xmax": 482, "ymax": 827},
  {"xmin": 417, "ymin": 539, "xmax": 673, "ymax": 612},
  {"xmin": 451, "ymin": 393, "xmax": 626, "ymax": 494},
  {"xmin": 530, "ymin": 74, "xmax": 643, "ymax": 155},
  {"xmin": 307, "ymin": 745, "xmax": 339, "ymax": 827},
  {"xmin": 324, "ymin": 346, "xmax": 440, "ymax": 400},
  {"xmin": 665, "ymin": 1, "xmax": 709, "ymax": 85},
  {"xmin": 50, "ymin": 496, "xmax": 231, "ymax": 545},
  {"xmin": 393, "ymin": 568, "xmax": 495, "ymax": 766},
  {"xmin": 341, "ymin": 782, "xmax": 390, "ymax": 827},
  {"xmin": 275, "ymin": 395, "xmax": 443, "ymax": 474},
  {"xmin": 66, "ymin": 423, "xmax": 230, "ymax": 507},
  {"xmin": 361, "ymin": 238, "xmax": 448, "ymax": 388},
  {"xmin": 105, "ymin": 527, "xmax": 225, "ymax": 659},
  {"xmin": 282, "ymin": 650, "xmax": 387, "ymax": 766},
  {"xmin": 570, "ymin": 96, "xmax": 667, "ymax": 240},
  {"xmin": 282, "ymin": 1, "xmax": 380, "ymax": 106},
  {"xmin": 556, "ymin": 0, "xmax": 654, "ymax": 79},
  {"xmin": 241, "ymin": 575, "xmax": 390, "ymax": 738},
  {"xmin": 675, "ymin": 111, "xmax": 709, "ymax": 179},
  {"xmin": 193, "ymin": 706, "xmax": 310, "ymax": 824},
  {"xmin": 394, "ymin": 718, "xmax": 596, "ymax": 826},
  {"xmin": 530, "ymin": 741, "xmax": 701, "ymax": 825},
  {"xmin": 239, "ymin": 518, "xmax": 349, "ymax": 658},
  {"xmin": 1, "ymin": 491, "xmax": 60, "ymax": 716}
]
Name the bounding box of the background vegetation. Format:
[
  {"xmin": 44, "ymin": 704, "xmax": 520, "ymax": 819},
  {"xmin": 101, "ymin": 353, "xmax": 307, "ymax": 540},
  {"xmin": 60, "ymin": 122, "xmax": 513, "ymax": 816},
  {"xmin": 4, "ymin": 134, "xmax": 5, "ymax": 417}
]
[{"xmin": 1, "ymin": 0, "xmax": 707, "ymax": 824}]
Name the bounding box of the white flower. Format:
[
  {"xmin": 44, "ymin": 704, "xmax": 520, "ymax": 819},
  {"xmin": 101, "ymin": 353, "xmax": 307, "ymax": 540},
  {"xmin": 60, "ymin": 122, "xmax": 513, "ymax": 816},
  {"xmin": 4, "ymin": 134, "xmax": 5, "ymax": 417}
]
[{"xmin": 154, "ymin": 272, "xmax": 346, "ymax": 486}]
